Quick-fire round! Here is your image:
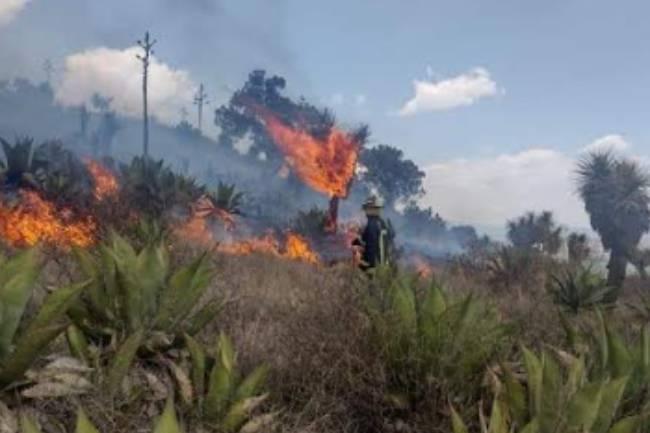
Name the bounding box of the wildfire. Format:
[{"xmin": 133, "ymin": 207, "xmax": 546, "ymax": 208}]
[
  {"xmin": 253, "ymin": 106, "xmax": 361, "ymax": 198},
  {"xmin": 217, "ymin": 231, "xmax": 320, "ymax": 265},
  {"xmin": 173, "ymin": 216, "xmax": 215, "ymax": 247},
  {"xmin": 84, "ymin": 159, "xmax": 118, "ymax": 201},
  {"xmin": 192, "ymin": 194, "xmax": 236, "ymax": 231},
  {"xmin": 411, "ymin": 254, "xmax": 434, "ymax": 279},
  {"xmin": 0, "ymin": 190, "xmax": 96, "ymax": 248}
]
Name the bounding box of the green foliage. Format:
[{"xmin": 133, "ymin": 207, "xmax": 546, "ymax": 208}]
[
  {"xmin": 549, "ymin": 267, "xmax": 613, "ymax": 313},
  {"xmin": 119, "ymin": 157, "xmax": 205, "ymax": 218},
  {"xmin": 577, "ymin": 152, "xmax": 650, "ymax": 294},
  {"xmin": 20, "ymin": 400, "xmax": 184, "ymax": 433},
  {"xmin": 453, "ymin": 348, "xmax": 643, "ymax": 433},
  {"xmin": 0, "ymin": 137, "xmax": 44, "ymax": 188},
  {"xmin": 359, "ymin": 144, "xmax": 425, "ymax": 208},
  {"xmin": 70, "ymin": 233, "xmax": 220, "ymax": 395},
  {"xmin": 0, "ymin": 249, "xmax": 89, "ymax": 388},
  {"xmin": 291, "ymin": 207, "xmax": 328, "ymax": 238},
  {"xmin": 507, "ymin": 211, "xmax": 563, "ymax": 255},
  {"xmin": 213, "ymin": 182, "xmax": 244, "ymax": 215},
  {"xmin": 367, "ymin": 268, "xmax": 510, "ymax": 405},
  {"xmin": 487, "ymin": 246, "xmax": 539, "ymax": 291},
  {"xmin": 184, "ymin": 333, "xmax": 274, "ymax": 432}
]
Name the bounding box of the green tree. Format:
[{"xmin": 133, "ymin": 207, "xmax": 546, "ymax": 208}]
[
  {"xmin": 359, "ymin": 144, "xmax": 425, "ymax": 209},
  {"xmin": 506, "ymin": 211, "xmax": 563, "ymax": 255},
  {"xmin": 577, "ymin": 152, "xmax": 650, "ymax": 299}
]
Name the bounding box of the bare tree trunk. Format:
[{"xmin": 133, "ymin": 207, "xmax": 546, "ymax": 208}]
[{"xmin": 606, "ymin": 248, "xmax": 627, "ymax": 302}]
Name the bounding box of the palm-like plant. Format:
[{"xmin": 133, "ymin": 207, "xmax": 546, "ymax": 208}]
[
  {"xmin": 507, "ymin": 211, "xmax": 563, "ymax": 255},
  {"xmin": 0, "ymin": 249, "xmax": 89, "ymax": 388},
  {"xmin": 0, "ymin": 137, "xmax": 45, "ymax": 189},
  {"xmin": 70, "ymin": 233, "xmax": 222, "ymax": 396},
  {"xmin": 577, "ymin": 152, "xmax": 650, "ymax": 300},
  {"xmin": 213, "ymin": 182, "xmax": 244, "ymax": 215},
  {"xmin": 549, "ymin": 266, "xmax": 613, "ymax": 314}
]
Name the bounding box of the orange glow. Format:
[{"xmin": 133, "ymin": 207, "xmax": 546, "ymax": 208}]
[
  {"xmin": 173, "ymin": 216, "xmax": 214, "ymax": 247},
  {"xmin": 84, "ymin": 159, "xmax": 118, "ymax": 201},
  {"xmin": 284, "ymin": 232, "xmax": 320, "ymax": 265},
  {"xmin": 217, "ymin": 231, "xmax": 320, "ymax": 265},
  {"xmin": 0, "ymin": 190, "xmax": 96, "ymax": 248},
  {"xmin": 254, "ymin": 106, "xmax": 361, "ymax": 198},
  {"xmin": 192, "ymin": 194, "xmax": 237, "ymax": 231},
  {"xmin": 411, "ymin": 254, "xmax": 434, "ymax": 279}
]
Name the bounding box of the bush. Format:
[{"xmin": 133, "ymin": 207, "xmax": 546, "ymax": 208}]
[{"xmin": 549, "ymin": 266, "xmax": 613, "ymax": 313}]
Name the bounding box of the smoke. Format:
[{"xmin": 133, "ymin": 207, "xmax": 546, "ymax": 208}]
[
  {"xmin": 54, "ymin": 46, "xmax": 197, "ymax": 128},
  {"xmin": 0, "ymin": 0, "xmax": 30, "ymax": 27}
]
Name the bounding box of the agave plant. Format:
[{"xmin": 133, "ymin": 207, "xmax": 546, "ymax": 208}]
[
  {"xmin": 120, "ymin": 157, "xmax": 206, "ymax": 218},
  {"xmin": 19, "ymin": 397, "xmax": 184, "ymax": 433},
  {"xmin": 367, "ymin": 269, "xmax": 510, "ymax": 406},
  {"xmin": 212, "ymin": 182, "xmax": 245, "ymax": 215},
  {"xmin": 487, "ymin": 246, "xmax": 540, "ymax": 293},
  {"xmin": 549, "ymin": 266, "xmax": 613, "ymax": 314},
  {"xmin": 452, "ymin": 348, "xmax": 644, "ymax": 433},
  {"xmin": 292, "ymin": 207, "xmax": 328, "ymax": 238},
  {"xmin": 180, "ymin": 332, "xmax": 275, "ymax": 432},
  {"xmin": 70, "ymin": 233, "xmax": 222, "ymax": 396},
  {"xmin": 0, "ymin": 137, "xmax": 45, "ymax": 189},
  {"xmin": 0, "ymin": 249, "xmax": 89, "ymax": 388}
]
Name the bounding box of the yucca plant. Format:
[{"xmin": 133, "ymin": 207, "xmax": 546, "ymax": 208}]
[
  {"xmin": 452, "ymin": 348, "xmax": 644, "ymax": 433},
  {"xmin": 181, "ymin": 332, "xmax": 275, "ymax": 432},
  {"xmin": 0, "ymin": 249, "xmax": 89, "ymax": 388},
  {"xmin": 549, "ymin": 266, "xmax": 614, "ymax": 314},
  {"xmin": 367, "ymin": 268, "xmax": 510, "ymax": 407},
  {"xmin": 212, "ymin": 182, "xmax": 244, "ymax": 215},
  {"xmin": 119, "ymin": 157, "xmax": 205, "ymax": 218},
  {"xmin": 487, "ymin": 246, "xmax": 539, "ymax": 293},
  {"xmin": 69, "ymin": 233, "xmax": 222, "ymax": 396},
  {"xmin": 20, "ymin": 397, "xmax": 184, "ymax": 433},
  {"xmin": 0, "ymin": 137, "xmax": 44, "ymax": 189}
]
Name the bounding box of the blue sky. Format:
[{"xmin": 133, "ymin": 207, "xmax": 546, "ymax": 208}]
[{"xmin": 1, "ymin": 0, "xmax": 649, "ymax": 231}]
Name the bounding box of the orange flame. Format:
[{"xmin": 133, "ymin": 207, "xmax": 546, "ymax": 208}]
[
  {"xmin": 0, "ymin": 190, "xmax": 96, "ymax": 248},
  {"xmin": 84, "ymin": 159, "xmax": 118, "ymax": 201},
  {"xmin": 411, "ymin": 254, "xmax": 434, "ymax": 279},
  {"xmin": 254, "ymin": 106, "xmax": 361, "ymax": 198},
  {"xmin": 218, "ymin": 231, "xmax": 320, "ymax": 265},
  {"xmin": 173, "ymin": 216, "xmax": 214, "ymax": 247}
]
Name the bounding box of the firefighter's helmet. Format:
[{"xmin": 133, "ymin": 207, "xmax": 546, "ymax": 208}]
[{"xmin": 362, "ymin": 195, "xmax": 383, "ymax": 215}]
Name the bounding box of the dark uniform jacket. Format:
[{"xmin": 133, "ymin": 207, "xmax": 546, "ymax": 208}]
[{"xmin": 353, "ymin": 216, "xmax": 390, "ymax": 269}]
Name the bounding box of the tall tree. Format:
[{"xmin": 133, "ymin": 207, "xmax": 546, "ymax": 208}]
[
  {"xmin": 506, "ymin": 211, "xmax": 563, "ymax": 255},
  {"xmin": 577, "ymin": 152, "xmax": 650, "ymax": 299},
  {"xmin": 359, "ymin": 144, "xmax": 425, "ymax": 208},
  {"xmin": 136, "ymin": 31, "xmax": 156, "ymax": 158}
]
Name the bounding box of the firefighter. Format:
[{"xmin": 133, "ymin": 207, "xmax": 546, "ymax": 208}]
[{"xmin": 352, "ymin": 195, "xmax": 393, "ymax": 272}]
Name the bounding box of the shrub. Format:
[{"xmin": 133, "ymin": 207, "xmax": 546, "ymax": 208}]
[
  {"xmin": 549, "ymin": 266, "xmax": 613, "ymax": 313},
  {"xmin": 0, "ymin": 249, "xmax": 89, "ymax": 387}
]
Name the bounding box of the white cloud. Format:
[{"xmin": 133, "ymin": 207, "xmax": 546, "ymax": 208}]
[
  {"xmin": 399, "ymin": 67, "xmax": 499, "ymax": 116},
  {"xmin": 54, "ymin": 46, "xmax": 196, "ymax": 126},
  {"xmin": 581, "ymin": 134, "xmax": 630, "ymax": 153},
  {"xmin": 422, "ymin": 148, "xmax": 586, "ymax": 229},
  {"xmin": 0, "ymin": 0, "xmax": 30, "ymax": 26}
]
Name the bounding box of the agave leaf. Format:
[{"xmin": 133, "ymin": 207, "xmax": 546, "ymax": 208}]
[
  {"xmin": 0, "ymin": 281, "xmax": 89, "ymax": 387},
  {"xmin": 0, "ymin": 249, "xmax": 40, "ymax": 360},
  {"xmin": 233, "ymin": 365, "xmax": 269, "ymax": 402},
  {"xmin": 19, "ymin": 413, "xmax": 42, "ymax": 433},
  {"xmin": 422, "ymin": 284, "xmax": 447, "ymax": 320},
  {"xmin": 166, "ymin": 360, "xmax": 193, "ymax": 405},
  {"xmin": 487, "ymin": 399, "xmax": 507, "ymax": 433},
  {"xmin": 183, "ymin": 298, "xmax": 224, "ymax": 336},
  {"xmin": 153, "ymin": 398, "xmax": 184, "ymax": 433},
  {"xmin": 522, "ymin": 347, "xmax": 542, "ymax": 417},
  {"xmin": 450, "ymin": 405, "xmax": 469, "ymax": 433},
  {"xmin": 66, "ymin": 325, "xmax": 91, "ymax": 365},
  {"xmin": 566, "ymin": 355, "xmax": 586, "ymax": 396},
  {"xmin": 565, "ymin": 381, "xmax": 603, "ymax": 432},
  {"xmin": 155, "ymin": 253, "xmax": 213, "ymax": 331},
  {"xmin": 134, "ymin": 243, "xmax": 169, "ymax": 321},
  {"xmin": 520, "ymin": 419, "xmax": 539, "ymax": 433},
  {"xmin": 501, "ymin": 364, "xmax": 527, "ymax": 427},
  {"xmin": 239, "ymin": 412, "xmax": 278, "ymax": 433},
  {"xmin": 539, "ymin": 352, "xmax": 563, "ymax": 433},
  {"xmin": 107, "ymin": 329, "xmax": 145, "ymax": 397},
  {"xmin": 608, "ymin": 415, "xmax": 642, "ymax": 433},
  {"xmin": 604, "ymin": 324, "xmax": 633, "ymax": 378},
  {"xmin": 184, "ymin": 334, "xmax": 206, "ymax": 398},
  {"xmin": 221, "ymin": 394, "xmax": 268, "ymax": 433},
  {"xmin": 218, "ymin": 333, "xmax": 235, "ymax": 374},
  {"xmin": 75, "ymin": 407, "xmax": 100, "ymax": 433},
  {"xmin": 592, "ymin": 376, "xmax": 629, "ymax": 433}
]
